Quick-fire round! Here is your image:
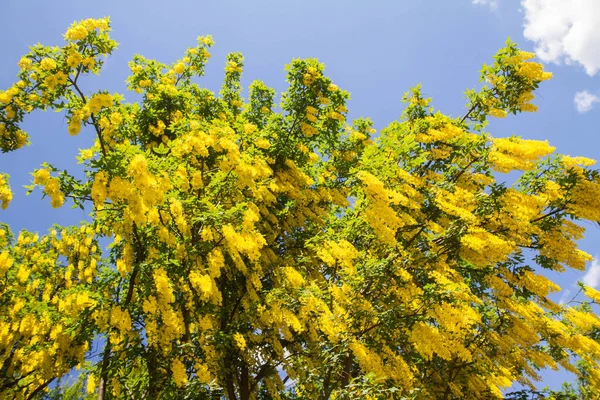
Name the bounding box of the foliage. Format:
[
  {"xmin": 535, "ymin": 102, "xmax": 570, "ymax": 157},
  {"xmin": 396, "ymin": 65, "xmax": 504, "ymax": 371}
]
[{"xmin": 1, "ymin": 18, "xmax": 600, "ymax": 400}]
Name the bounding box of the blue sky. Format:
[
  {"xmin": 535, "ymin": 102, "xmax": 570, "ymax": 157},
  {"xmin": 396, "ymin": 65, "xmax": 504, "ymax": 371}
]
[{"xmin": 1, "ymin": 0, "xmax": 599, "ymax": 392}]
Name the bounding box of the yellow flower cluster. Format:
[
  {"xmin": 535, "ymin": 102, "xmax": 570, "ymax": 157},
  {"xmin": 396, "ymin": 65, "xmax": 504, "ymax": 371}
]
[
  {"xmin": 301, "ymin": 122, "xmax": 319, "ymax": 136},
  {"xmin": 233, "ymin": 332, "xmax": 247, "ymax": 351},
  {"xmin": 516, "ymin": 91, "xmax": 538, "ymax": 112},
  {"xmin": 283, "ymin": 266, "xmax": 306, "ymax": 287},
  {"xmin": 348, "ymin": 340, "xmax": 387, "ymax": 379},
  {"xmin": 0, "ymin": 251, "xmax": 13, "ymax": 275},
  {"xmin": 409, "ymin": 321, "xmax": 471, "ymax": 362},
  {"xmin": 489, "ymin": 137, "xmax": 555, "ymax": 173},
  {"xmin": 64, "ymin": 18, "xmax": 110, "ymax": 41},
  {"xmin": 517, "ymin": 59, "xmax": 553, "ymax": 82},
  {"xmin": 302, "ymin": 66, "xmax": 320, "ymax": 86},
  {"xmin": 255, "ymin": 137, "xmax": 271, "ymax": 149},
  {"xmin": 461, "ymin": 227, "xmax": 515, "ymax": 266},
  {"xmin": 86, "ymin": 375, "xmax": 96, "ymax": 394},
  {"xmin": 44, "ymin": 71, "xmax": 68, "ymax": 91},
  {"xmin": 225, "ymin": 60, "xmax": 242, "ymax": 74},
  {"xmin": 584, "ymin": 286, "xmax": 600, "ymax": 303},
  {"xmin": 327, "ymin": 110, "xmax": 345, "ymax": 121},
  {"xmin": 222, "ymin": 224, "xmax": 266, "ymax": 269},
  {"xmin": 358, "ymin": 171, "xmax": 421, "ymax": 246},
  {"xmin": 66, "ymin": 51, "xmax": 83, "ymax": 68},
  {"xmin": 57, "ymin": 292, "xmax": 96, "ymax": 318},
  {"xmin": 434, "ymin": 186, "xmax": 477, "ymax": 223},
  {"xmin": 88, "ymin": 93, "xmax": 113, "ymax": 114},
  {"xmin": 537, "ymin": 223, "xmax": 592, "ymax": 271},
  {"xmin": 173, "ymin": 62, "xmax": 185, "ymax": 74},
  {"xmin": 110, "ymin": 306, "xmax": 132, "ymax": 332},
  {"xmin": 498, "ymin": 188, "xmax": 544, "ymax": 240},
  {"xmin": 34, "ymin": 170, "xmax": 65, "ymax": 208},
  {"xmin": 189, "ymin": 271, "xmax": 215, "ymax": 301},
  {"xmin": 317, "ymin": 240, "xmax": 359, "ymax": 275},
  {"xmin": 171, "ymin": 359, "xmax": 188, "ymax": 387},
  {"xmin": 416, "ymin": 123, "xmax": 464, "ymax": 143},
  {"xmin": 0, "ymin": 86, "xmax": 18, "ymax": 104},
  {"xmin": 0, "ymin": 174, "xmax": 12, "ymax": 209},
  {"xmin": 561, "ymin": 155, "xmax": 596, "ymax": 168},
  {"xmin": 154, "ymin": 267, "xmax": 175, "ymax": 304},
  {"xmin": 91, "ymin": 171, "xmax": 108, "ymax": 205},
  {"xmin": 40, "ymin": 58, "xmax": 57, "ymax": 71},
  {"xmin": 489, "ymin": 108, "xmax": 507, "ymax": 118},
  {"xmin": 305, "ymin": 105, "xmax": 318, "ymax": 123}
]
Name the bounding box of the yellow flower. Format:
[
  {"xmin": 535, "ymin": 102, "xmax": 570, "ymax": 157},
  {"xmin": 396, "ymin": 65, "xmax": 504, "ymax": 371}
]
[
  {"xmin": 190, "ymin": 171, "xmax": 204, "ymax": 190},
  {"xmin": 584, "ymin": 286, "xmax": 600, "ymax": 303},
  {"xmin": 0, "ymin": 92, "xmax": 11, "ymax": 104},
  {"xmin": 50, "ymin": 193, "xmax": 65, "ymax": 208},
  {"xmin": 128, "ymin": 154, "xmax": 147, "ymax": 177},
  {"xmin": 66, "ymin": 52, "xmax": 83, "ymax": 68},
  {"xmin": 110, "ymin": 306, "xmax": 132, "ymax": 332},
  {"xmin": 44, "ymin": 75, "xmax": 59, "ymax": 89},
  {"xmin": 82, "ymin": 57, "xmax": 96, "ymax": 69},
  {"xmin": 303, "ymin": 73, "xmax": 315, "ymax": 86},
  {"xmin": 518, "ymin": 92, "xmax": 535, "ymax": 104},
  {"xmin": 173, "ymin": 62, "xmax": 185, "ymax": 74},
  {"xmin": 518, "ymin": 51, "xmax": 536, "ymax": 61},
  {"xmin": 0, "ymin": 181, "xmax": 12, "ymax": 209},
  {"xmin": 301, "ymin": 122, "xmax": 318, "ymax": 137},
  {"xmin": 172, "ymin": 359, "xmax": 188, "ymax": 387},
  {"xmin": 225, "ymin": 61, "xmax": 241, "ymax": 74},
  {"xmin": 55, "ymin": 71, "xmax": 67, "ymax": 85},
  {"xmin": 233, "ymin": 332, "xmax": 247, "ymax": 351},
  {"xmin": 561, "ymin": 156, "xmax": 596, "ymax": 167},
  {"xmin": 190, "ymin": 271, "xmax": 213, "ymax": 300},
  {"xmin": 243, "ymin": 123, "xmax": 257, "ymax": 134},
  {"xmin": 0, "ymin": 251, "xmax": 13, "ymax": 274},
  {"xmin": 306, "ymin": 113, "xmax": 317, "ymax": 123},
  {"xmin": 68, "ymin": 120, "xmax": 82, "ymax": 136},
  {"xmin": 5, "ymin": 106, "xmax": 16, "ymax": 119},
  {"xmin": 40, "ymin": 58, "xmax": 57, "ymax": 71},
  {"xmin": 80, "ymin": 148, "xmax": 94, "ymax": 160},
  {"xmin": 489, "ymin": 108, "xmax": 507, "ymax": 118},
  {"xmin": 318, "ymin": 96, "xmax": 330, "ymax": 105},
  {"xmin": 305, "ymin": 106, "xmax": 317, "ymax": 115},
  {"xmin": 139, "ymin": 79, "xmax": 151, "ymax": 88},
  {"xmin": 521, "ymin": 103, "xmax": 538, "ymax": 112},
  {"xmin": 284, "ymin": 266, "xmax": 305, "ymax": 287},
  {"xmin": 33, "ymin": 169, "xmax": 51, "ymax": 185},
  {"xmin": 255, "ymin": 138, "xmax": 271, "ymax": 149},
  {"xmin": 18, "ymin": 57, "xmax": 32, "ymax": 70},
  {"xmin": 66, "ymin": 25, "xmax": 88, "ymax": 41},
  {"xmin": 327, "ymin": 111, "xmax": 345, "ymax": 121},
  {"xmin": 86, "ymin": 375, "xmax": 96, "ymax": 394}
]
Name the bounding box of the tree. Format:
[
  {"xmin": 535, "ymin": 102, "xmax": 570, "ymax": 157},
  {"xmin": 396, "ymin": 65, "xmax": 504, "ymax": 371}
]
[{"xmin": 1, "ymin": 17, "xmax": 600, "ymax": 400}]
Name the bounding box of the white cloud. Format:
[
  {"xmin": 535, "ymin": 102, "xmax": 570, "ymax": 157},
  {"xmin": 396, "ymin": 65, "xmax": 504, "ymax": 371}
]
[
  {"xmin": 473, "ymin": 0, "xmax": 499, "ymax": 10},
  {"xmin": 583, "ymin": 258, "xmax": 600, "ymax": 288},
  {"xmin": 521, "ymin": 0, "xmax": 600, "ymax": 76},
  {"xmin": 558, "ymin": 289, "xmax": 572, "ymax": 305},
  {"xmin": 574, "ymin": 90, "xmax": 599, "ymax": 113}
]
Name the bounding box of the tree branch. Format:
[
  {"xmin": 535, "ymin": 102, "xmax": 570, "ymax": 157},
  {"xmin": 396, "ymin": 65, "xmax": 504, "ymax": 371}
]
[
  {"xmin": 26, "ymin": 378, "xmax": 54, "ymax": 400},
  {"xmin": 68, "ymin": 73, "xmax": 108, "ymax": 158}
]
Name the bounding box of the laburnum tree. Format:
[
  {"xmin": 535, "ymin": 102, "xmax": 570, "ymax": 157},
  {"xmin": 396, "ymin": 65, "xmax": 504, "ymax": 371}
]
[{"xmin": 2, "ymin": 17, "xmax": 600, "ymax": 400}]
